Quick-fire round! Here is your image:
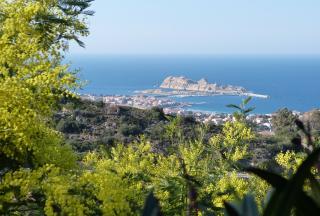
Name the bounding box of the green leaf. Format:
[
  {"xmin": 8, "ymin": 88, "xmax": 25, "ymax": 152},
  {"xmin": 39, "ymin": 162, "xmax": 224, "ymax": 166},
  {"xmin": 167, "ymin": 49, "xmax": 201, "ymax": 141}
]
[
  {"xmin": 226, "ymin": 104, "xmax": 242, "ymax": 110},
  {"xmin": 142, "ymin": 192, "xmax": 162, "ymax": 216},
  {"xmin": 243, "ymin": 97, "xmax": 252, "ymax": 106},
  {"xmin": 263, "ymin": 148, "xmax": 320, "ymax": 216},
  {"xmin": 309, "ymin": 175, "xmax": 320, "ymax": 206},
  {"xmin": 242, "ymin": 195, "xmax": 259, "ymax": 216},
  {"xmin": 246, "ymin": 168, "xmax": 287, "ymax": 188},
  {"xmin": 224, "ymin": 202, "xmax": 241, "ymax": 216},
  {"xmin": 244, "ymin": 107, "xmax": 255, "ymax": 114},
  {"xmin": 224, "ymin": 195, "xmax": 259, "ymax": 216},
  {"xmin": 288, "ymin": 148, "xmax": 320, "ymax": 195}
]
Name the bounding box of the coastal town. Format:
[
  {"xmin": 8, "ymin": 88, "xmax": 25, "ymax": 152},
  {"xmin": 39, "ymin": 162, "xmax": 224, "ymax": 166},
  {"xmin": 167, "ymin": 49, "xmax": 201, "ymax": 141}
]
[
  {"xmin": 79, "ymin": 76, "xmax": 276, "ymax": 131},
  {"xmin": 81, "ymin": 94, "xmax": 191, "ymax": 110},
  {"xmin": 80, "ymin": 94, "xmax": 284, "ymax": 132}
]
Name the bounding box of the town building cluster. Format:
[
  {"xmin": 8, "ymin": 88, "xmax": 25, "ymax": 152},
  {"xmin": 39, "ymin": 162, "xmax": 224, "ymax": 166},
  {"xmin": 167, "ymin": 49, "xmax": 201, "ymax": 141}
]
[
  {"xmin": 80, "ymin": 94, "xmax": 298, "ymax": 132},
  {"xmin": 81, "ymin": 94, "xmax": 188, "ymax": 109},
  {"xmin": 163, "ymin": 108, "xmax": 273, "ymax": 131}
]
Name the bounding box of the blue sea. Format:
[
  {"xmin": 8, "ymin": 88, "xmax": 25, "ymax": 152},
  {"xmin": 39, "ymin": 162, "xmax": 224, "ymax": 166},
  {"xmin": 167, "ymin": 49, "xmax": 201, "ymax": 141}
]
[{"xmin": 68, "ymin": 55, "xmax": 320, "ymax": 114}]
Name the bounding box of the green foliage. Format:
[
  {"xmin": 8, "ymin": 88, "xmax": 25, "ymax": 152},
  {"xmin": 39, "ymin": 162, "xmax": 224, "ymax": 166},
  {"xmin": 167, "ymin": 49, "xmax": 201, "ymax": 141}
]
[
  {"xmin": 0, "ymin": 0, "xmax": 94, "ymax": 214},
  {"xmin": 27, "ymin": 121, "xmax": 252, "ymax": 215},
  {"xmin": 271, "ymin": 108, "xmax": 298, "ymax": 141},
  {"xmin": 227, "ymin": 97, "xmax": 255, "ymax": 122},
  {"xmin": 275, "ymin": 150, "xmax": 306, "ymax": 177},
  {"xmin": 225, "ymin": 121, "xmax": 320, "ymax": 216},
  {"xmin": 85, "ymin": 122, "xmax": 260, "ymax": 215},
  {"xmin": 0, "ymin": 165, "xmax": 88, "ymax": 215},
  {"xmin": 142, "ymin": 193, "xmax": 162, "ymax": 216},
  {"xmin": 2, "ymin": 1, "xmax": 318, "ymax": 215},
  {"xmin": 119, "ymin": 124, "xmax": 143, "ymax": 136},
  {"xmin": 0, "ymin": 0, "xmax": 93, "ymax": 167},
  {"xmin": 210, "ymin": 121, "xmax": 254, "ymax": 162},
  {"xmin": 250, "ymin": 148, "xmax": 320, "ymax": 216},
  {"xmin": 164, "ymin": 115, "xmax": 183, "ymax": 145},
  {"xmin": 224, "ymin": 195, "xmax": 259, "ymax": 216},
  {"xmin": 56, "ymin": 117, "xmax": 85, "ymax": 133},
  {"xmin": 149, "ymin": 107, "xmax": 166, "ymax": 121}
]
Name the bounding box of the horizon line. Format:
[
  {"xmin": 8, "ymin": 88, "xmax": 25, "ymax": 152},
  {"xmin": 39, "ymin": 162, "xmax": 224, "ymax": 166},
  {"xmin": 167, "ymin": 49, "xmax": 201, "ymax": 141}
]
[{"xmin": 67, "ymin": 52, "xmax": 320, "ymax": 56}]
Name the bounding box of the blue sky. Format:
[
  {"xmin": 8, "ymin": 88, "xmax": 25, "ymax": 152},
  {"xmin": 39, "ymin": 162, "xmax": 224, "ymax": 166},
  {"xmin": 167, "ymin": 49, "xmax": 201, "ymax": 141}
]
[{"xmin": 70, "ymin": 0, "xmax": 320, "ymax": 55}]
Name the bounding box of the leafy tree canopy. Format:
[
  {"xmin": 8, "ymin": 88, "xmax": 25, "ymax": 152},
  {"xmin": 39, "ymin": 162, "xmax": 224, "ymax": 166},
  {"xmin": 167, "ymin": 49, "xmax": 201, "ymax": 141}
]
[{"xmin": 0, "ymin": 0, "xmax": 93, "ymax": 167}]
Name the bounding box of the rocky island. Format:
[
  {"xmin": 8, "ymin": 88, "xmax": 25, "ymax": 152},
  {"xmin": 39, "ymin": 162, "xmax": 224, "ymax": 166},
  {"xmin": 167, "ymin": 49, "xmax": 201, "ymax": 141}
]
[{"xmin": 136, "ymin": 76, "xmax": 269, "ymax": 98}]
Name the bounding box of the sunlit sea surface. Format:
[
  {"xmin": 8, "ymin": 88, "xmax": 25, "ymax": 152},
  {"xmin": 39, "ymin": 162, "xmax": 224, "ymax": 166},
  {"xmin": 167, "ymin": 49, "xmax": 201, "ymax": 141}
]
[{"xmin": 68, "ymin": 55, "xmax": 320, "ymax": 114}]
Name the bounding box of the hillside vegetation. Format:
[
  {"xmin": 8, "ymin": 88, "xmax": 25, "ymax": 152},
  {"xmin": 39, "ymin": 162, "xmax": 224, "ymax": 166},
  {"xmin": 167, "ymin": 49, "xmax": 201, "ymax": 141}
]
[{"xmin": 0, "ymin": 1, "xmax": 319, "ymax": 215}]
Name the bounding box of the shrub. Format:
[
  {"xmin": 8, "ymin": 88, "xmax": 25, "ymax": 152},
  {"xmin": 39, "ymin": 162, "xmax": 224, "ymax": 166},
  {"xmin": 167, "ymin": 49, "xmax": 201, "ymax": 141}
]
[
  {"xmin": 56, "ymin": 118, "xmax": 85, "ymax": 134},
  {"xmin": 271, "ymin": 108, "xmax": 298, "ymax": 139},
  {"xmin": 119, "ymin": 124, "xmax": 143, "ymax": 136}
]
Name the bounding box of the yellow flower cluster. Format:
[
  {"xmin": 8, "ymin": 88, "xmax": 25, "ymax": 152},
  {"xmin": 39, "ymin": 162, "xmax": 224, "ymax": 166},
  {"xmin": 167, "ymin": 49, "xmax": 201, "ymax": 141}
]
[
  {"xmin": 210, "ymin": 121, "xmax": 254, "ymax": 162},
  {"xmin": 275, "ymin": 151, "xmax": 306, "ymax": 177},
  {"xmin": 0, "ymin": 0, "xmax": 79, "ymax": 165},
  {"xmin": 0, "ymin": 1, "xmax": 91, "ymax": 214}
]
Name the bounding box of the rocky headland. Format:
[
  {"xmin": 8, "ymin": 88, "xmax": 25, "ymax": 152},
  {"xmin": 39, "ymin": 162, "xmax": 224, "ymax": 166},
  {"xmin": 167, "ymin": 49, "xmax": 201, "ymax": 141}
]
[{"xmin": 137, "ymin": 76, "xmax": 269, "ymax": 98}]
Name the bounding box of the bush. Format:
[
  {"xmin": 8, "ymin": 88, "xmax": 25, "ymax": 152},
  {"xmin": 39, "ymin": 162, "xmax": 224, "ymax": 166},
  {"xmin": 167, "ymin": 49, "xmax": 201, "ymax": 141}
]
[
  {"xmin": 119, "ymin": 124, "xmax": 142, "ymax": 136},
  {"xmin": 149, "ymin": 107, "xmax": 166, "ymax": 121},
  {"xmin": 67, "ymin": 139, "xmax": 98, "ymax": 153},
  {"xmin": 271, "ymin": 108, "xmax": 298, "ymax": 140},
  {"xmin": 99, "ymin": 135, "xmax": 116, "ymax": 146},
  {"xmin": 56, "ymin": 118, "xmax": 85, "ymax": 134}
]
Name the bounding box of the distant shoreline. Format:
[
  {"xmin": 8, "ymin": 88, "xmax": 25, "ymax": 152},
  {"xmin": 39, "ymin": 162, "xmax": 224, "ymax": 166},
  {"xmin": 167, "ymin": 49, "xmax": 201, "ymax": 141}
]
[
  {"xmin": 79, "ymin": 93, "xmax": 277, "ymax": 130},
  {"xmin": 135, "ymin": 89, "xmax": 269, "ymax": 99}
]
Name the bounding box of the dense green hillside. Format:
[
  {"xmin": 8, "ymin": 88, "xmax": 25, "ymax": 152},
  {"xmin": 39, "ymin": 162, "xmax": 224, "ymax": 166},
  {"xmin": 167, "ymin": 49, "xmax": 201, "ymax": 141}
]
[
  {"xmin": 54, "ymin": 98, "xmax": 299, "ymax": 171},
  {"xmin": 54, "ymin": 99, "xmax": 220, "ymax": 153}
]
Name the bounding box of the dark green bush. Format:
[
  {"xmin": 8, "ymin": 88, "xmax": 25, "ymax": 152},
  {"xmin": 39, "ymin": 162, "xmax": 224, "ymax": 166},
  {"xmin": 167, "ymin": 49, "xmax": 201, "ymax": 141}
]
[
  {"xmin": 56, "ymin": 118, "xmax": 85, "ymax": 133},
  {"xmin": 119, "ymin": 124, "xmax": 142, "ymax": 136}
]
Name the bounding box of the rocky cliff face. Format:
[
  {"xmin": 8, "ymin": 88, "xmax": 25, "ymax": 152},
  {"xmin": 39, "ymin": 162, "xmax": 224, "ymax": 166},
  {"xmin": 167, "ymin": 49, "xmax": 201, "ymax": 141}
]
[{"xmin": 160, "ymin": 76, "xmax": 245, "ymax": 93}]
